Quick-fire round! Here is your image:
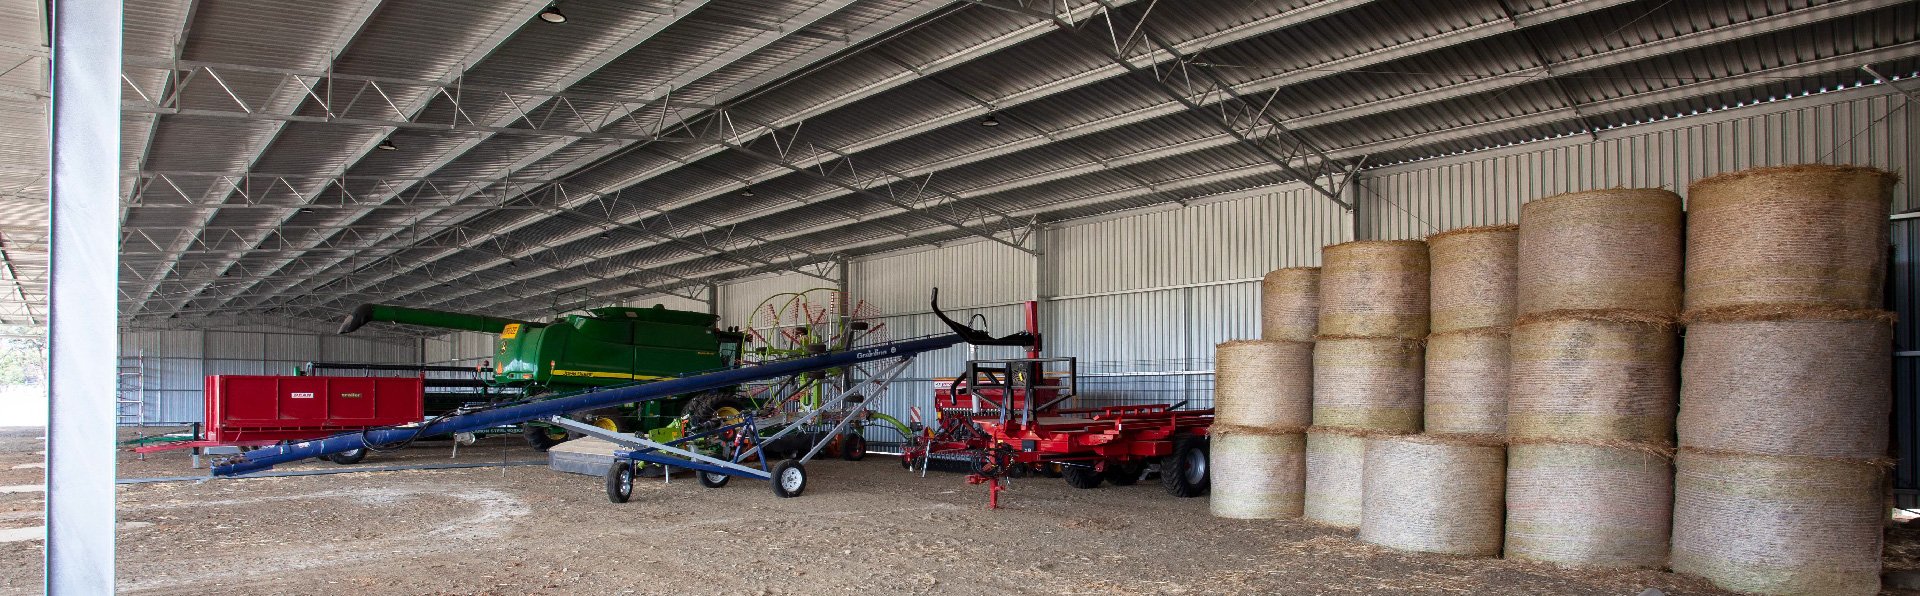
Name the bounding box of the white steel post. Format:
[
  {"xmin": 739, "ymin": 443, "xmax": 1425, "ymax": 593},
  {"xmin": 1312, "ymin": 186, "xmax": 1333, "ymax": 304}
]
[{"xmin": 46, "ymin": 0, "xmax": 122, "ymax": 592}]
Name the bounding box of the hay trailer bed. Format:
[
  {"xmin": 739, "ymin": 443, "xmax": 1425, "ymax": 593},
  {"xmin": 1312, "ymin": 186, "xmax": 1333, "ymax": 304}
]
[{"xmin": 906, "ymin": 357, "xmax": 1215, "ymax": 508}]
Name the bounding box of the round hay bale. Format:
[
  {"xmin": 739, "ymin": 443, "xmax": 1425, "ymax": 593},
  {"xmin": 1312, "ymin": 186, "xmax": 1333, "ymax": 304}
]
[
  {"xmin": 1209, "ymin": 427, "xmax": 1307, "ymax": 519},
  {"xmin": 1428, "ymin": 224, "xmax": 1518, "ymax": 333},
  {"xmin": 1221, "ymin": 342, "xmax": 1313, "ymax": 430},
  {"xmin": 1504, "ymin": 441, "xmax": 1672, "ymax": 568},
  {"xmin": 1312, "ymin": 336, "xmax": 1424, "ymax": 432},
  {"xmin": 1517, "ymin": 189, "xmax": 1683, "ymax": 316},
  {"xmin": 1508, "ymin": 312, "xmax": 1677, "ymax": 444},
  {"xmin": 1304, "ymin": 426, "xmax": 1379, "ymax": 529},
  {"xmin": 1318, "ymin": 240, "xmax": 1430, "ymax": 339},
  {"xmin": 1214, "ymin": 339, "xmax": 1314, "ymax": 430},
  {"xmin": 1262, "ymin": 267, "xmax": 1321, "ymax": 342},
  {"xmin": 1686, "ymin": 164, "xmax": 1898, "ymax": 312},
  {"xmin": 1670, "ymin": 449, "xmax": 1886, "ymax": 596},
  {"xmin": 1678, "ymin": 306, "xmax": 1895, "ymax": 459},
  {"xmin": 1359, "ymin": 433, "xmax": 1506, "ymax": 556},
  {"xmin": 1424, "ymin": 328, "xmax": 1510, "ymax": 435}
]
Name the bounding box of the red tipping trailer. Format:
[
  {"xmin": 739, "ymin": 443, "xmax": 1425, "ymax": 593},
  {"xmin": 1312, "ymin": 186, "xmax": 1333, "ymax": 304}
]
[
  {"xmin": 203, "ymin": 375, "xmax": 425, "ymax": 442},
  {"xmin": 134, "ymin": 376, "xmax": 426, "ymax": 464}
]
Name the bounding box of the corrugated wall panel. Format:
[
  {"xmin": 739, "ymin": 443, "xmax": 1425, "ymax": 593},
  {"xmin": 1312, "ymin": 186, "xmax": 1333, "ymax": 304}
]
[
  {"xmin": 851, "ymin": 240, "xmax": 1035, "ymax": 315},
  {"xmin": 1046, "ymin": 185, "xmax": 1349, "ymax": 297},
  {"xmin": 717, "ymin": 273, "xmax": 834, "ymax": 329},
  {"xmin": 424, "ymin": 331, "xmax": 495, "ymax": 364},
  {"xmin": 1363, "ymin": 88, "xmax": 1915, "ymax": 239},
  {"xmin": 202, "ymin": 331, "xmax": 264, "ymax": 359},
  {"xmin": 262, "ymin": 332, "xmax": 319, "ymax": 362}
]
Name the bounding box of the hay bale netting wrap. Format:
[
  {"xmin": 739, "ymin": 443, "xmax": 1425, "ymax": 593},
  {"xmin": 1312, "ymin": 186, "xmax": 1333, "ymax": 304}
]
[
  {"xmin": 1678, "ymin": 306, "xmax": 1895, "ymax": 459},
  {"xmin": 1312, "ymin": 336, "xmax": 1424, "ymax": 433},
  {"xmin": 1318, "ymin": 240, "xmax": 1430, "ymax": 339},
  {"xmin": 1517, "ymin": 189, "xmax": 1683, "ymax": 317},
  {"xmin": 1685, "ymin": 164, "xmax": 1898, "ymax": 312},
  {"xmin": 1424, "ymin": 327, "xmax": 1511, "ymax": 435},
  {"xmin": 1670, "ymin": 449, "xmax": 1887, "ymax": 596},
  {"xmin": 1262, "ymin": 267, "xmax": 1322, "ymax": 342},
  {"xmin": 1305, "ymin": 426, "xmax": 1403, "ymax": 529},
  {"xmin": 1507, "ymin": 311, "xmax": 1678, "ymax": 444},
  {"xmin": 1214, "ymin": 339, "xmax": 1314, "ymax": 430},
  {"xmin": 1209, "ymin": 426, "xmax": 1307, "ymax": 519},
  {"xmin": 1427, "ymin": 224, "xmax": 1518, "ymax": 334},
  {"xmin": 1358, "ymin": 433, "xmax": 1506, "ymax": 556},
  {"xmin": 1504, "ymin": 440, "xmax": 1672, "ymax": 568}
]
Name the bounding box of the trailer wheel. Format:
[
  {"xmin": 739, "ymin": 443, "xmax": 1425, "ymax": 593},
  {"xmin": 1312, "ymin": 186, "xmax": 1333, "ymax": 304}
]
[
  {"xmin": 325, "ymin": 448, "xmax": 367, "ymax": 465},
  {"xmin": 1062, "ymin": 465, "xmax": 1103, "ymax": 489},
  {"xmin": 605, "ymin": 461, "xmax": 635, "ymax": 503},
  {"xmin": 1161, "ymin": 438, "xmax": 1210, "ymax": 498},
  {"xmin": 523, "ymin": 424, "xmax": 566, "ymax": 452},
  {"xmin": 840, "ymin": 433, "xmax": 867, "ymax": 461},
  {"xmin": 771, "ymin": 459, "xmax": 807, "ymax": 498},
  {"xmin": 1105, "ymin": 462, "xmax": 1143, "ymax": 486},
  {"xmin": 698, "ymin": 469, "xmax": 730, "ymax": 488}
]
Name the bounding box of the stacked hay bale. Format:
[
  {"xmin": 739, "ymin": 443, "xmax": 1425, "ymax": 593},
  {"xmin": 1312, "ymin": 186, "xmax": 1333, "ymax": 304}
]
[
  {"xmin": 1307, "ymin": 241, "xmax": 1427, "ymax": 529},
  {"xmin": 1670, "ymin": 164, "xmax": 1898, "ymax": 596},
  {"xmin": 1261, "ymin": 267, "xmax": 1320, "ymax": 342},
  {"xmin": 1504, "ymin": 188, "xmax": 1684, "ymax": 568},
  {"xmin": 1209, "ymin": 339, "xmax": 1314, "ymax": 519},
  {"xmin": 1424, "ymin": 224, "xmax": 1517, "ymax": 434},
  {"xmin": 1353, "ymin": 227, "xmax": 1516, "ymax": 555},
  {"xmin": 1359, "ymin": 433, "xmax": 1506, "ymax": 556}
]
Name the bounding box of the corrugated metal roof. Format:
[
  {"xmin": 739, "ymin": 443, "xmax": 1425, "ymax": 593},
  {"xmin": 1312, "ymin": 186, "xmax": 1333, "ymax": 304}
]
[{"xmin": 92, "ymin": 0, "xmax": 1920, "ymax": 326}]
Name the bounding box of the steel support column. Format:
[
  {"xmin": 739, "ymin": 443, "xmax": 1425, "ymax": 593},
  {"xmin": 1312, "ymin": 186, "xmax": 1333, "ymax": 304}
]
[{"xmin": 46, "ymin": 0, "xmax": 121, "ymax": 591}]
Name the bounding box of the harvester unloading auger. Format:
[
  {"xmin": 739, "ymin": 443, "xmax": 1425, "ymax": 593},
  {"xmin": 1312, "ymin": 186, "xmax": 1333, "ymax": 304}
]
[{"xmin": 211, "ymin": 290, "xmax": 1034, "ymax": 478}]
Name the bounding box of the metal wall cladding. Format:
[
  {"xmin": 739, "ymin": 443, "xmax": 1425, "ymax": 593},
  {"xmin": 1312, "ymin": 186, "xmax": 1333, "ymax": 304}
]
[
  {"xmin": 850, "ymin": 240, "xmax": 1036, "ymax": 316},
  {"xmin": 716, "ymin": 272, "xmax": 839, "ymax": 329},
  {"xmin": 423, "ymin": 331, "xmax": 496, "ymax": 365},
  {"xmin": 1045, "ymin": 186, "xmax": 1349, "ymax": 297},
  {"xmin": 1362, "ymin": 88, "xmax": 1916, "ymax": 239}
]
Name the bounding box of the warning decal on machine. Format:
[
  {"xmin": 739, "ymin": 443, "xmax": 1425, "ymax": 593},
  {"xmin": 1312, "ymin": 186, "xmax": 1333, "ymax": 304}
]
[{"xmin": 290, "ymin": 392, "xmax": 315, "ymax": 399}]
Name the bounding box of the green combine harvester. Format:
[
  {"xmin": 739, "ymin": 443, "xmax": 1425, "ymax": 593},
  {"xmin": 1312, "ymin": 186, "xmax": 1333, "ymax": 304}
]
[{"xmin": 340, "ymin": 303, "xmax": 748, "ymax": 450}]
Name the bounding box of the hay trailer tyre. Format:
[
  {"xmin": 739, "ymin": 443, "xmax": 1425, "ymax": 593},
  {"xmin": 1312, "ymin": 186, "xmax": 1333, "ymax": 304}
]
[
  {"xmin": 1062, "ymin": 464, "xmax": 1103, "ymax": 489},
  {"xmin": 1161, "ymin": 437, "xmax": 1209, "ymax": 498},
  {"xmin": 605, "ymin": 461, "xmax": 635, "ymax": 503},
  {"xmin": 771, "ymin": 459, "xmax": 807, "ymax": 498}
]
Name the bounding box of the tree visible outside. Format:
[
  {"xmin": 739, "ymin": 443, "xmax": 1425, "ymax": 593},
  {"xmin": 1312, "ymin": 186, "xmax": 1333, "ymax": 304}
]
[{"xmin": 0, "ymin": 325, "xmax": 44, "ymax": 386}]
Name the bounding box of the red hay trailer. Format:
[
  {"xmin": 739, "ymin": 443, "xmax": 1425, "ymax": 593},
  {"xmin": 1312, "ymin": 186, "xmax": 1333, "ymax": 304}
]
[
  {"xmin": 133, "ymin": 375, "xmax": 426, "ymax": 464},
  {"xmin": 203, "ymin": 375, "xmax": 425, "ymax": 442}
]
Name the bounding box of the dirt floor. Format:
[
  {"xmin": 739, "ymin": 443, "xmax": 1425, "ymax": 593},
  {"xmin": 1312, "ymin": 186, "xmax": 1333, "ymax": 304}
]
[{"xmin": 0, "ymin": 426, "xmax": 1894, "ymax": 595}]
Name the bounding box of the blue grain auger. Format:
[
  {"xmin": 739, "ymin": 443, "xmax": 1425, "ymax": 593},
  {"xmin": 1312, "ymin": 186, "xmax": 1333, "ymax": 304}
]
[{"xmin": 211, "ymin": 290, "xmax": 1036, "ymax": 499}]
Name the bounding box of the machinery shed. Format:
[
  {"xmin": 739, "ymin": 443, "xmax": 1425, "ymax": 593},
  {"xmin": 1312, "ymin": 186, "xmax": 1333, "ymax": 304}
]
[{"xmin": 2, "ymin": 0, "xmax": 1917, "ymax": 593}]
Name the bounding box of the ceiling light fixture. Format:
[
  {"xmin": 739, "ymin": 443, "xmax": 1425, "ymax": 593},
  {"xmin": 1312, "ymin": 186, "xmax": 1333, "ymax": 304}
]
[
  {"xmin": 598, "ymin": 230, "xmax": 611, "ymax": 239},
  {"xmin": 539, "ymin": 3, "xmax": 567, "ymax": 23},
  {"xmin": 376, "ymin": 138, "xmax": 398, "ymax": 151},
  {"xmin": 299, "ymin": 207, "xmax": 315, "ymax": 213},
  {"xmin": 980, "ymin": 113, "xmax": 1000, "ymax": 127},
  {"xmin": 740, "ymin": 187, "xmax": 756, "ymax": 197}
]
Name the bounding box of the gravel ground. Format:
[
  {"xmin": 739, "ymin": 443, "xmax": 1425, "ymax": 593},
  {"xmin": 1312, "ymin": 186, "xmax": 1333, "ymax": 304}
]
[{"xmin": 0, "ymin": 426, "xmax": 1854, "ymax": 595}]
